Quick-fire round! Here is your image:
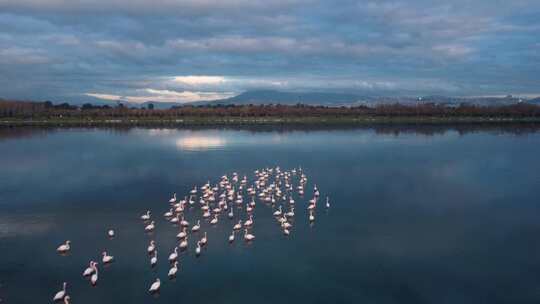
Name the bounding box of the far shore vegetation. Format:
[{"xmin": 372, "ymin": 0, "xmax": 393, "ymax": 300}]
[{"xmin": 1, "ymin": 99, "xmax": 540, "ymax": 127}]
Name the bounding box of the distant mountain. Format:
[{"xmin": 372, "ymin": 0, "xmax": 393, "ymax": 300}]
[
  {"xmin": 195, "ymin": 90, "xmax": 527, "ymax": 107},
  {"xmin": 2, "ymin": 91, "xmax": 535, "ymax": 108},
  {"xmin": 526, "ymin": 97, "xmax": 540, "ymax": 105},
  {"xmin": 198, "ymin": 90, "xmax": 375, "ymax": 106}
]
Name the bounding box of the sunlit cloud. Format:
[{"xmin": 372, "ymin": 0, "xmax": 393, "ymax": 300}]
[{"xmin": 85, "ymin": 89, "xmax": 235, "ymax": 103}]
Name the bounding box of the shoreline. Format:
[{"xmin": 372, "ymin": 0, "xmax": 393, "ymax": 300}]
[{"xmin": 2, "ymin": 116, "xmax": 540, "ymax": 127}]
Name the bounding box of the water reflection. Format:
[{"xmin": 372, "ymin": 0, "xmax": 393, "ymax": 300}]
[
  {"xmin": 175, "ymin": 136, "xmax": 226, "ymax": 151},
  {"xmin": 0, "ymin": 126, "xmax": 540, "ymax": 304}
]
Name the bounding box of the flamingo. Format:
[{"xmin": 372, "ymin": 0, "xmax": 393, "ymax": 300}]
[
  {"xmin": 180, "ymin": 237, "xmax": 188, "ymax": 250},
  {"xmin": 168, "ymin": 261, "xmax": 178, "ymax": 278},
  {"xmin": 228, "ymin": 230, "xmax": 235, "ymax": 243},
  {"xmin": 233, "ymin": 220, "xmax": 242, "ymax": 230},
  {"xmin": 56, "ymin": 240, "xmax": 71, "ymax": 253},
  {"xmin": 169, "ymin": 193, "xmax": 177, "ymax": 203},
  {"xmin": 286, "ymin": 207, "xmax": 295, "ymax": 217},
  {"xmin": 102, "ymin": 251, "xmax": 114, "ymax": 264},
  {"xmin": 210, "ymin": 214, "xmax": 219, "ymax": 225},
  {"xmin": 195, "ymin": 241, "xmax": 201, "ymax": 256},
  {"xmin": 145, "ymin": 221, "xmax": 155, "ymax": 232},
  {"xmin": 273, "ymin": 205, "xmax": 283, "ymax": 216},
  {"xmin": 52, "ymin": 282, "xmax": 67, "ymax": 301},
  {"xmin": 244, "ymin": 215, "xmax": 253, "ymax": 227},
  {"xmin": 150, "ymin": 250, "xmax": 158, "ymax": 267},
  {"xmin": 140, "ymin": 210, "xmax": 151, "ymax": 220},
  {"xmin": 170, "ymin": 214, "xmax": 179, "ymax": 224},
  {"xmin": 244, "ymin": 229, "xmax": 255, "ymax": 241},
  {"xmin": 82, "ymin": 261, "xmax": 95, "ymax": 277},
  {"xmin": 309, "ymin": 210, "xmax": 315, "ymax": 222},
  {"xmin": 180, "ymin": 216, "xmax": 189, "ymax": 227},
  {"xmin": 63, "ymin": 295, "xmax": 71, "ymax": 304},
  {"xmin": 228, "ymin": 207, "xmax": 234, "ymax": 219},
  {"xmin": 147, "ymin": 240, "xmax": 156, "ymax": 254},
  {"xmin": 90, "ymin": 263, "xmax": 98, "ymax": 286},
  {"xmin": 200, "ymin": 232, "xmax": 208, "ymax": 246},
  {"xmin": 168, "ymin": 247, "xmax": 178, "ymax": 262},
  {"xmin": 192, "ymin": 220, "xmax": 201, "ymax": 232},
  {"xmin": 177, "ymin": 227, "xmax": 187, "ymax": 239},
  {"xmin": 108, "ymin": 229, "xmax": 115, "ymax": 238},
  {"xmin": 164, "ymin": 208, "xmax": 173, "ymax": 218},
  {"xmin": 326, "ymin": 196, "xmax": 330, "ymax": 208},
  {"xmin": 149, "ymin": 278, "xmax": 161, "ymax": 293}
]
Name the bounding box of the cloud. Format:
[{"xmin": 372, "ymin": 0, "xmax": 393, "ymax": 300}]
[
  {"xmin": 85, "ymin": 88, "xmax": 235, "ymax": 103},
  {"xmin": 0, "ymin": 1, "xmax": 540, "ymax": 101}
]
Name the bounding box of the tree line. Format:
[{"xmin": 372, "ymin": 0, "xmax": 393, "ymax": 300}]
[{"xmin": 1, "ymin": 99, "xmax": 540, "ymax": 119}]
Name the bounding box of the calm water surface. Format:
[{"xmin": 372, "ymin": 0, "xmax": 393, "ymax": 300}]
[{"xmin": 1, "ymin": 126, "xmax": 540, "ymax": 304}]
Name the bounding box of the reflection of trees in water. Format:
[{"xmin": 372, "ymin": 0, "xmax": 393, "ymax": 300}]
[
  {"xmin": 1, "ymin": 123, "xmax": 540, "ymax": 141},
  {"xmin": 0, "ymin": 127, "xmax": 52, "ymax": 140}
]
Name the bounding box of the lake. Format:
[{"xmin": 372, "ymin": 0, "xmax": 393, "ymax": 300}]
[{"xmin": 1, "ymin": 125, "xmax": 540, "ymax": 304}]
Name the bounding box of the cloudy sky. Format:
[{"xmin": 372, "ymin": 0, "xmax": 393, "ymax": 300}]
[{"xmin": 1, "ymin": 0, "xmax": 539, "ymax": 103}]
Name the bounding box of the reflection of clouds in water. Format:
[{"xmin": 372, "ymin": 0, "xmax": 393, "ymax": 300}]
[
  {"xmin": 145, "ymin": 129, "xmax": 178, "ymax": 136},
  {"xmin": 0, "ymin": 215, "xmax": 54, "ymax": 238},
  {"xmin": 176, "ymin": 136, "xmax": 226, "ymax": 151}
]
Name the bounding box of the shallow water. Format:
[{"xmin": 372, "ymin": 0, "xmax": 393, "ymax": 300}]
[{"xmin": 1, "ymin": 126, "xmax": 540, "ymax": 304}]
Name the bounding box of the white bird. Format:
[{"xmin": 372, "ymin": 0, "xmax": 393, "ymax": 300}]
[
  {"xmin": 228, "ymin": 231, "xmax": 235, "ymax": 243},
  {"xmin": 177, "ymin": 228, "xmax": 187, "ymax": 239},
  {"xmin": 192, "ymin": 220, "xmax": 201, "ymax": 232},
  {"xmin": 168, "ymin": 247, "xmax": 178, "ymax": 262},
  {"xmin": 149, "ymin": 278, "xmax": 161, "ymax": 293},
  {"xmin": 147, "ymin": 240, "xmax": 156, "ymax": 254},
  {"xmin": 140, "ymin": 210, "xmax": 151, "ymax": 221},
  {"xmin": 108, "ymin": 229, "xmax": 115, "ymax": 238},
  {"xmin": 326, "ymin": 196, "xmax": 330, "ymax": 208},
  {"xmin": 309, "ymin": 210, "xmax": 315, "ymax": 222},
  {"xmin": 200, "ymin": 232, "xmax": 208, "ymax": 246},
  {"xmin": 210, "ymin": 214, "xmax": 219, "ymax": 225},
  {"xmin": 150, "ymin": 250, "xmax": 158, "ymax": 267},
  {"xmin": 244, "ymin": 229, "xmax": 255, "ymax": 241},
  {"xmin": 244, "ymin": 215, "xmax": 253, "ymax": 227},
  {"xmin": 180, "ymin": 238, "xmax": 188, "ymax": 250},
  {"xmin": 102, "ymin": 251, "xmax": 114, "ymax": 264},
  {"xmin": 286, "ymin": 207, "xmax": 295, "ymax": 217},
  {"xmin": 168, "ymin": 261, "xmax": 178, "ymax": 278},
  {"xmin": 56, "ymin": 240, "xmax": 71, "ymax": 253},
  {"xmin": 273, "ymin": 205, "xmax": 282, "ymax": 216},
  {"xmin": 169, "ymin": 193, "xmax": 177, "ymax": 203},
  {"xmin": 82, "ymin": 261, "xmax": 95, "ymax": 277},
  {"xmin": 164, "ymin": 208, "xmax": 173, "ymax": 218},
  {"xmin": 228, "ymin": 207, "xmax": 234, "ymax": 219},
  {"xmin": 145, "ymin": 221, "xmax": 155, "ymax": 232},
  {"xmin": 90, "ymin": 263, "xmax": 98, "ymax": 286},
  {"xmin": 195, "ymin": 241, "xmax": 201, "ymax": 256},
  {"xmin": 180, "ymin": 216, "xmax": 189, "ymax": 227},
  {"xmin": 53, "ymin": 282, "xmax": 67, "ymax": 301}
]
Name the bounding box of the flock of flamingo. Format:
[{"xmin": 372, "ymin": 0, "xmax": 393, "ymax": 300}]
[{"xmin": 52, "ymin": 167, "xmax": 329, "ymax": 303}]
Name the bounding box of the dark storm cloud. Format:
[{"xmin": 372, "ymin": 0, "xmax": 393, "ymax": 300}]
[{"xmin": 0, "ymin": 0, "xmax": 539, "ymax": 103}]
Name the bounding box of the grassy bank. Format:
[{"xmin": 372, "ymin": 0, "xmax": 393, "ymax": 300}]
[{"xmin": 2, "ymin": 116, "xmax": 540, "ymax": 127}]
